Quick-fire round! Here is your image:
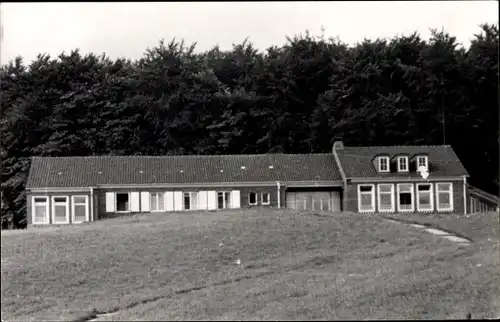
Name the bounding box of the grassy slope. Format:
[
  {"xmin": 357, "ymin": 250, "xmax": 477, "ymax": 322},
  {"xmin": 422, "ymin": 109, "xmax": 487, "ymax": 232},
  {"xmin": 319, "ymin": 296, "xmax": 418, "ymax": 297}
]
[
  {"xmin": 382, "ymin": 211, "xmax": 499, "ymax": 242},
  {"xmin": 1, "ymin": 210, "xmax": 499, "ymax": 321}
]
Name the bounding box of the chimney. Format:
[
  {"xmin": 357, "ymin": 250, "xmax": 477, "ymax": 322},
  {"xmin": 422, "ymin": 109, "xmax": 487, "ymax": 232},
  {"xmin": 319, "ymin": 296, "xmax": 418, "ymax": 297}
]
[{"xmin": 332, "ymin": 137, "xmax": 344, "ymax": 152}]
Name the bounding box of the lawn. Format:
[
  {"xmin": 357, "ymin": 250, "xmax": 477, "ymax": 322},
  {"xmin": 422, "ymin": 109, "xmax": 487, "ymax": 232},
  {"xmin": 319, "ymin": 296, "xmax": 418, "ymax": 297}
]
[
  {"xmin": 382, "ymin": 211, "xmax": 499, "ymax": 242},
  {"xmin": 1, "ymin": 209, "xmax": 499, "ymax": 321}
]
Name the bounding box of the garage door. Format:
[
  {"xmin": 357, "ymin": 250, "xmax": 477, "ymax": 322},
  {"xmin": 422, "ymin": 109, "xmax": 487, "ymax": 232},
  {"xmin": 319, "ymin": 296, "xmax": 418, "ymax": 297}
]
[{"xmin": 286, "ymin": 191, "xmax": 341, "ymax": 212}]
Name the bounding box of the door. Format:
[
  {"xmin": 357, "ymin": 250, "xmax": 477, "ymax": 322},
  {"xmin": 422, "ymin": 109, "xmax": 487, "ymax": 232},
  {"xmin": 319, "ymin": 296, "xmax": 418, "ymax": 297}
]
[
  {"xmin": 217, "ymin": 191, "xmax": 232, "ymax": 209},
  {"xmin": 217, "ymin": 192, "xmax": 224, "ymax": 209},
  {"xmin": 331, "ymin": 191, "xmax": 341, "ymax": 212},
  {"xmin": 285, "ymin": 191, "xmax": 341, "ymax": 212}
]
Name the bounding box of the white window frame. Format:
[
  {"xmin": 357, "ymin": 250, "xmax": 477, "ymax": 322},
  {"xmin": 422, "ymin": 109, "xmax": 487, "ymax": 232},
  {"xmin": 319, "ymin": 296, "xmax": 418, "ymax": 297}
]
[
  {"xmin": 32, "ymin": 196, "xmax": 50, "ymax": 225},
  {"xmin": 358, "ymin": 184, "xmax": 375, "ymax": 213},
  {"xmin": 150, "ymin": 192, "xmax": 165, "ymax": 212},
  {"xmin": 51, "ymin": 196, "xmax": 70, "ymax": 224},
  {"xmin": 397, "ymin": 156, "xmax": 409, "ymax": 172},
  {"xmin": 261, "ymin": 192, "xmax": 270, "ymax": 205},
  {"xmin": 396, "ymin": 183, "xmax": 414, "ymax": 212},
  {"xmin": 378, "ymin": 156, "xmax": 390, "ymax": 172},
  {"xmin": 377, "ymin": 184, "xmax": 395, "ymax": 212},
  {"xmin": 416, "ymin": 183, "xmax": 434, "ymax": 212},
  {"xmin": 248, "ymin": 192, "xmax": 258, "ymax": 206},
  {"xmin": 115, "ymin": 192, "xmax": 131, "ymax": 213},
  {"xmin": 183, "ymin": 192, "xmax": 198, "ymax": 211},
  {"xmin": 71, "ymin": 195, "xmax": 89, "ymax": 224},
  {"xmin": 436, "ymin": 182, "xmax": 453, "ymax": 212},
  {"xmin": 416, "ymin": 156, "xmax": 428, "ymax": 170}
]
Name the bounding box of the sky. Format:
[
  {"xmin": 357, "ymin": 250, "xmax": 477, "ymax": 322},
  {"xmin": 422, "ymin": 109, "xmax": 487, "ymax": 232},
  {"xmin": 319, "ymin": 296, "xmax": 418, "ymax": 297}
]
[{"xmin": 0, "ymin": 1, "xmax": 498, "ymax": 65}]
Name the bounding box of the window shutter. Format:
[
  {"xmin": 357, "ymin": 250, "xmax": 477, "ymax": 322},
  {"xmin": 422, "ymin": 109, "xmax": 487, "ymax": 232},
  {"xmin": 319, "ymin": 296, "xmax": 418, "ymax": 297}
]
[
  {"xmin": 230, "ymin": 190, "xmax": 241, "ymax": 209},
  {"xmin": 105, "ymin": 192, "xmax": 115, "ymax": 213},
  {"xmin": 130, "ymin": 192, "xmax": 140, "ymax": 212},
  {"xmin": 207, "ymin": 191, "xmax": 217, "ymax": 210},
  {"xmin": 140, "ymin": 192, "xmax": 150, "ymax": 212},
  {"xmin": 198, "ymin": 191, "xmax": 208, "ymax": 210},
  {"xmin": 165, "ymin": 191, "xmax": 174, "ymax": 211},
  {"xmin": 173, "ymin": 191, "xmax": 183, "ymax": 211}
]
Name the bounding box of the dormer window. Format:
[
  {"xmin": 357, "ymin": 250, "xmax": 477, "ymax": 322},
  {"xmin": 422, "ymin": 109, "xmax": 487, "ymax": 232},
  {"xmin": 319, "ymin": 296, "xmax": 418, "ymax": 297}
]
[
  {"xmin": 397, "ymin": 156, "xmax": 409, "ymax": 172},
  {"xmin": 378, "ymin": 157, "xmax": 389, "ymax": 172},
  {"xmin": 417, "ymin": 156, "xmax": 428, "ymax": 170}
]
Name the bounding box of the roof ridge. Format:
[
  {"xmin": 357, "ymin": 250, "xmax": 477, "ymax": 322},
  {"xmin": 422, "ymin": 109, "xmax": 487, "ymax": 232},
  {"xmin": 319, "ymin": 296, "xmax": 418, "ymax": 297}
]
[{"xmin": 31, "ymin": 153, "xmax": 334, "ymax": 159}]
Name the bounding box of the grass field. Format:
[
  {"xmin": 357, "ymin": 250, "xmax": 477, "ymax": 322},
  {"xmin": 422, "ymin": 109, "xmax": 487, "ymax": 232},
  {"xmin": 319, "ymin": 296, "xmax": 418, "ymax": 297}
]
[
  {"xmin": 1, "ymin": 210, "xmax": 499, "ymax": 321},
  {"xmin": 383, "ymin": 211, "xmax": 499, "ymax": 242}
]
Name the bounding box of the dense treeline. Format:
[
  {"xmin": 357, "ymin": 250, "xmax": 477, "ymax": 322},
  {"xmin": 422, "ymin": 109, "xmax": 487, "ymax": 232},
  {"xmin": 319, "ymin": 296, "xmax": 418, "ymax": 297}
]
[{"xmin": 1, "ymin": 25, "xmax": 498, "ymax": 228}]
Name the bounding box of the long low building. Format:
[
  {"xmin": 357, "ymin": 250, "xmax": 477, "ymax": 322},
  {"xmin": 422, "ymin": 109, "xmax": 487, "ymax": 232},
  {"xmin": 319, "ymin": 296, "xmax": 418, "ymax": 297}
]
[{"xmin": 25, "ymin": 140, "xmax": 481, "ymax": 226}]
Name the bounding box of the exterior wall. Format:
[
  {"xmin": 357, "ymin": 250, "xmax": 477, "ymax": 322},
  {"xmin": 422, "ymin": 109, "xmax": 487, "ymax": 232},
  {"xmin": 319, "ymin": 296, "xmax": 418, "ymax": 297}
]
[
  {"xmin": 97, "ymin": 185, "xmax": 280, "ymax": 219},
  {"xmin": 91, "ymin": 192, "xmax": 99, "ymax": 221},
  {"xmin": 26, "ymin": 178, "xmax": 471, "ymax": 225},
  {"xmin": 27, "ymin": 191, "xmax": 94, "ymax": 226},
  {"xmin": 345, "ymin": 179, "xmax": 466, "ymax": 214},
  {"xmin": 345, "ymin": 183, "xmax": 360, "ymax": 213}
]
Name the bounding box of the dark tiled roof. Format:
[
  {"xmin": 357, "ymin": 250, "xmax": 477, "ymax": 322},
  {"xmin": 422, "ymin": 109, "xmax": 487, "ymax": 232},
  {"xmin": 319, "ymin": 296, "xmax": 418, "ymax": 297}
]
[
  {"xmin": 26, "ymin": 154, "xmax": 342, "ymax": 188},
  {"xmin": 336, "ymin": 145, "xmax": 469, "ymax": 179}
]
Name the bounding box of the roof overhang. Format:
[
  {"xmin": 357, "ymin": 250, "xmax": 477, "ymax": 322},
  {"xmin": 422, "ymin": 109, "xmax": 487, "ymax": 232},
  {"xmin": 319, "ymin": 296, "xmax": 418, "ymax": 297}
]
[
  {"xmin": 27, "ymin": 180, "xmax": 343, "ymax": 191},
  {"xmin": 27, "ymin": 187, "xmax": 93, "ymax": 193},
  {"xmin": 283, "ymin": 181, "xmax": 343, "ymax": 188}
]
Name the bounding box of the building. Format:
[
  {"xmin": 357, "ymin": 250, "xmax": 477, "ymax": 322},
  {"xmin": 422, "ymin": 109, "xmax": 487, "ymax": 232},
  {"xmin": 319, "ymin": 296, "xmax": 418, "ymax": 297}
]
[
  {"xmin": 25, "ymin": 140, "xmax": 490, "ymax": 226},
  {"xmin": 333, "ymin": 142, "xmax": 470, "ymax": 214},
  {"xmin": 468, "ymin": 185, "xmax": 499, "ymax": 214}
]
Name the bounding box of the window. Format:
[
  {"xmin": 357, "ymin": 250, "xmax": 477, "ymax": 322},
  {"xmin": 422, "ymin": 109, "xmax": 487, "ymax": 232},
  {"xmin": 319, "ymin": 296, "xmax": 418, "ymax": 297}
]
[
  {"xmin": 217, "ymin": 191, "xmax": 231, "ymax": 209},
  {"xmin": 436, "ymin": 183, "xmax": 453, "ymax": 211},
  {"xmin": 116, "ymin": 193, "xmax": 130, "ymax": 212},
  {"xmin": 183, "ymin": 192, "xmax": 198, "ymax": 210},
  {"xmin": 32, "ymin": 196, "xmax": 49, "ymax": 224},
  {"xmin": 377, "ymin": 184, "xmax": 395, "ymax": 212},
  {"xmin": 52, "ymin": 196, "xmax": 69, "ymax": 224},
  {"xmin": 416, "ymin": 184, "xmax": 433, "ymax": 212},
  {"xmin": 72, "ymin": 196, "xmax": 89, "ymax": 223},
  {"xmin": 261, "ymin": 192, "xmax": 270, "ymax": 205},
  {"xmin": 248, "ymin": 192, "xmax": 257, "ymax": 206},
  {"xmin": 397, "ymin": 184, "xmax": 414, "ymax": 212},
  {"xmin": 417, "ymin": 156, "xmax": 428, "ymax": 170},
  {"xmin": 358, "ymin": 185, "xmax": 375, "ymax": 212},
  {"xmin": 397, "ymin": 156, "xmax": 409, "ymax": 172},
  {"xmin": 150, "ymin": 193, "xmax": 165, "ymax": 212},
  {"xmin": 378, "ymin": 157, "xmax": 390, "ymax": 172}
]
